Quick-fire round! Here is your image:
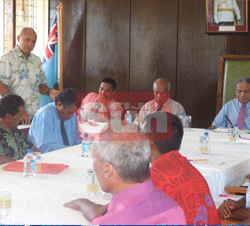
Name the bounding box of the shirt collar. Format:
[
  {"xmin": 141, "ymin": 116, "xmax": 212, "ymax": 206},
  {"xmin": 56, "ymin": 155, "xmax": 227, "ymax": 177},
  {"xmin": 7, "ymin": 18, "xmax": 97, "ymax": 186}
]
[
  {"xmin": 14, "ymin": 45, "xmax": 30, "ymax": 59},
  {"xmin": 236, "ymin": 98, "xmax": 250, "ymax": 108},
  {"xmin": 108, "ymin": 179, "xmax": 154, "ymax": 213}
]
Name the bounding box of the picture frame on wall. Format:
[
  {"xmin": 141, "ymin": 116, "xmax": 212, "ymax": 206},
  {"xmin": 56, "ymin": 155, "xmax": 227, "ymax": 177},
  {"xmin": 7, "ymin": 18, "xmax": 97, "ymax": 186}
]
[{"xmin": 206, "ymin": 0, "xmax": 248, "ymax": 33}]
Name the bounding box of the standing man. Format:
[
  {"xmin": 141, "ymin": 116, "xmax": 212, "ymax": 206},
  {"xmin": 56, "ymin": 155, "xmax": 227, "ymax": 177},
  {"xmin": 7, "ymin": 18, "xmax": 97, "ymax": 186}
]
[
  {"xmin": 138, "ymin": 78, "xmax": 186, "ymax": 122},
  {"xmin": 0, "ymin": 27, "xmax": 60, "ymax": 124},
  {"xmin": 212, "ymin": 77, "xmax": 250, "ymax": 130},
  {"xmin": 28, "ymin": 88, "xmax": 81, "ymax": 153}
]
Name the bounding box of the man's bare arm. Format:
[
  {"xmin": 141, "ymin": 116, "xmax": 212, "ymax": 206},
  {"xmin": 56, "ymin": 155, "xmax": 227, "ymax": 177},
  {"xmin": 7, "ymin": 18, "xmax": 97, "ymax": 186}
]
[
  {"xmin": 63, "ymin": 199, "xmax": 108, "ymax": 222},
  {"xmin": 0, "ymin": 81, "xmax": 11, "ymax": 96}
]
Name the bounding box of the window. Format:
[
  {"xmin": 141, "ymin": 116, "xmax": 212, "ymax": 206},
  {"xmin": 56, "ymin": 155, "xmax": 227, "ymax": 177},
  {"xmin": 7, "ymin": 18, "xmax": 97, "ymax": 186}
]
[{"xmin": 1, "ymin": 0, "xmax": 48, "ymax": 59}]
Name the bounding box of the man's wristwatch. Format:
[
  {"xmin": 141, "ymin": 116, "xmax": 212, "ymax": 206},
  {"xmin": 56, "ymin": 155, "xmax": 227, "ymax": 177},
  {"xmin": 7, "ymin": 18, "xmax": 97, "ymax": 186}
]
[{"xmin": 47, "ymin": 88, "xmax": 51, "ymax": 96}]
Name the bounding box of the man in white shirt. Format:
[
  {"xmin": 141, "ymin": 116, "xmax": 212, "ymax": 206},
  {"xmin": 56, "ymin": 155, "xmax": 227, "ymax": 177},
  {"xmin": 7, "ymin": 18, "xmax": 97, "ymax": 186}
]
[
  {"xmin": 138, "ymin": 78, "xmax": 186, "ymax": 122},
  {"xmin": 214, "ymin": 0, "xmax": 241, "ymax": 25}
]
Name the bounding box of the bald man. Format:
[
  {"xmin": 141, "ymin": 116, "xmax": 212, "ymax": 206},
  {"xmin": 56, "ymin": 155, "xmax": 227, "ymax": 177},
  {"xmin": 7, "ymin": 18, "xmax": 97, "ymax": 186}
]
[
  {"xmin": 0, "ymin": 27, "xmax": 59, "ymax": 124},
  {"xmin": 138, "ymin": 78, "xmax": 186, "ymax": 122}
]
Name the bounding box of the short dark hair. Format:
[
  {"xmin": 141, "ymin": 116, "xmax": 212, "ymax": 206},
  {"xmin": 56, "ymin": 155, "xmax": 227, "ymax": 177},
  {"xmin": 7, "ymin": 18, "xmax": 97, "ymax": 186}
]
[
  {"xmin": 235, "ymin": 77, "xmax": 250, "ymax": 87},
  {"xmin": 101, "ymin": 78, "xmax": 116, "ymax": 90},
  {"xmin": 142, "ymin": 111, "xmax": 183, "ymax": 154},
  {"xmin": 55, "ymin": 88, "xmax": 80, "ymax": 108},
  {"xmin": 0, "ymin": 94, "xmax": 25, "ymax": 118}
]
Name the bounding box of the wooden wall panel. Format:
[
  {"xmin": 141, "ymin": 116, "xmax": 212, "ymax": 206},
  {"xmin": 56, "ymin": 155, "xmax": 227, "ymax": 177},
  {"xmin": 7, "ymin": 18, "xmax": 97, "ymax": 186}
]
[
  {"xmin": 85, "ymin": 0, "xmax": 130, "ymax": 92},
  {"xmin": 228, "ymin": 35, "xmax": 250, "ymax": 55},
  {"xmin": 62, "ymin": 0, "xmax": 86, "ymax": 91},
  {"xmin": 130, "ymin": 0, "xmax": 178, "ymax": 96},
  {"xmin": 177, "ymin": 0, "xmax": 227, "ymax": 128},
  {"xmin": 49, "ymin": 0, "xmax": 86, "ymax": 91}
]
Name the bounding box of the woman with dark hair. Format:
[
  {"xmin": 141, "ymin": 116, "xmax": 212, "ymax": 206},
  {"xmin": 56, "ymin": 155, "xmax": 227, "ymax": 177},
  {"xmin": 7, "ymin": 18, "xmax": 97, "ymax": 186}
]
[{"xmin": 0, "ymin": 94, "xmax": 39, "ymax": 165}]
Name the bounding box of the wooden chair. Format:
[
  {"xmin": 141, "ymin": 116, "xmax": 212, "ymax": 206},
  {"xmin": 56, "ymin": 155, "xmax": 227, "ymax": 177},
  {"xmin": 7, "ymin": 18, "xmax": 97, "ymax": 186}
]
[{"xmin": 216, "ymin": 55, "xmax": 250, "ymax": 115}]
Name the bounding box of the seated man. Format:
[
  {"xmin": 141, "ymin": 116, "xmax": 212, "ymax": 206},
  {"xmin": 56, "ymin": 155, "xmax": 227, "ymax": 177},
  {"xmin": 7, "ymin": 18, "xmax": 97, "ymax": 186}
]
[
  {"xmin": 138, "ymin": 78, "xmax": 186, "ymax": 122},
  {"xmin": 28, "ymin": 88, "xmax": 81, "ymax": 153},
  {"xmin": 0, "ymin": 94, "xmax": 39, "ymax": 165},
  {"xmin": 212, "ymin": 77, "xmax": 250, "ymax": 130},
  {"xmin": 142, "ymin": 112, "xmax": 220, "ymax": 225},
  {"xmin": 80, "ymin": 78, "xmax": 123, "ymax": 122},
  {"xmin": 63, "ymin": 131, "xmax": 186, "ymax": 225}
]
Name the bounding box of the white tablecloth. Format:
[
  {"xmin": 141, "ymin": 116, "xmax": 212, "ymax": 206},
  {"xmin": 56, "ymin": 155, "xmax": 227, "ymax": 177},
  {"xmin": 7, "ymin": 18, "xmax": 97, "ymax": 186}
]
[
  {"xmin": 180, "ymin": 128, "xmax": 250, "ymax": 197},
  {"xmin": 1, "ymin": 128, "xmax": 250, "ymax": 224},
  {"xmin": 1, "ymin": 144, "xmax": 110, "ymax": 225}
]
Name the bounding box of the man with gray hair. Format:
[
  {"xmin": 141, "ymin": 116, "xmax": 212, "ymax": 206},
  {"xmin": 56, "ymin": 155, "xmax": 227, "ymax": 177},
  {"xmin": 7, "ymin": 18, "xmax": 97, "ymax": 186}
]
[
  {"xmin": 64, "ymin": 130, "xmax": 186, "ymax": 224},
  {"xmin": 212, "ymin": 77, "xmax": 250, "ymax": 130},
  {"xmin": 137, "ymin": 78, "xmax": 186, "ymax": 122}
]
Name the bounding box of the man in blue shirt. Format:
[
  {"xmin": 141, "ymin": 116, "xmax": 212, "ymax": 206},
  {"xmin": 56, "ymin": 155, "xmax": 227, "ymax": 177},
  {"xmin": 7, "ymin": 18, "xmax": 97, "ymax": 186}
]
[
  {"xmin": 28, "ymin": 88, "xmax": 81, "ymax": 153},
  {"xmin": 212, "ymin": 77, "xmax": 250, "ymax": 130}
]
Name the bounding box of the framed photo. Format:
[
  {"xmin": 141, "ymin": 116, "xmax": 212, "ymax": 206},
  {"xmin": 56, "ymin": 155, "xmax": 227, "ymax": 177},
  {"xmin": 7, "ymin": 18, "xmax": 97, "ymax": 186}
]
[{"xmin": 206, "ymin": 0, "xmax": 248, "ymax": 33}]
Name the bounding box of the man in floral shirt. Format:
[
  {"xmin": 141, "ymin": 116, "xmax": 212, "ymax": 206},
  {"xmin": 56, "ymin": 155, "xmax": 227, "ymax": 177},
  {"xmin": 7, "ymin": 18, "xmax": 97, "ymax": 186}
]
[
  {"xmin": 0, "ymin": 94, "xmax": 39, "ymax": 165},
  {"xmin": 0, "ymin": 27, "xmax": 59, "ymax": 124}
]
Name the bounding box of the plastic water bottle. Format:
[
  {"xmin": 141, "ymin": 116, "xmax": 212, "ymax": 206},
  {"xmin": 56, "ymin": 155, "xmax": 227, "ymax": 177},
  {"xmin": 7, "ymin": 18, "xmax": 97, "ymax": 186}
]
[
  {"xmin": 82, "ymin": 134, "xmax": 90, "ymax": 157},
  {"xmin": 79, "ymin": 107, "xmax": 84, "ymax": 121},
  {"xmin": 179, "ymin": 113, "xmax": 186, "ymax": 129},
  {"xmin": 23, "ymin": 149, "xmax": 36, "ymax": 177},
  {"xmin": 127, "ymin": 111, "xmax": 132, "ymax": 123},
  {"xmin": 199, "ymin": 132, "xmax": 210, "ymax": 154},
  {"xmin": 229, "ymin": 124, "xmax": 239, "ymax": 143}
]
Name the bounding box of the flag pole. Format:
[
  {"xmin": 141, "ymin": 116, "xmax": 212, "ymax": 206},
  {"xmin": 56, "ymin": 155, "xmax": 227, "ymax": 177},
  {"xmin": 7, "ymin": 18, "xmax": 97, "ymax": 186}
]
[{"xmin": 57, "ymin": 1, "xmax": 64, "ymax": 92}]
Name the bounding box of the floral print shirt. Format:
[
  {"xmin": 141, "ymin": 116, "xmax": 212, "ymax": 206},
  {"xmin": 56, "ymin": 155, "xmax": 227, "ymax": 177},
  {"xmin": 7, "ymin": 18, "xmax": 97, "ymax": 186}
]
[
  {"xmin": 0, "ymin": 46, "xmax": 47, "ymax": 118},
  {"xmin": 0, "ymin": 125, "xmax": 33, "ymax": 161}
]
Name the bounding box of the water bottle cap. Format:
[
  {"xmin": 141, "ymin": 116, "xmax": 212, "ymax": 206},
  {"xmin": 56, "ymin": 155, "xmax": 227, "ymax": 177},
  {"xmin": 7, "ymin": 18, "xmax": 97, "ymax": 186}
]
[
  {"xmin": 234, "ymin": 124, "xmax": 238, "ymax": 127},
  {"xmin": 204, "ymin": 132, "xmax": 209, "ymax": 136},
  {"xmin": 81, "ymin": 107, "xmax": 84, "ymax": 110},
  {"xmin": 180, "ymin": 113, "xmax": 184, "ymax": 116},
  {"xmin": 27, "ymin": 149, "xmax": 33, "ymax": 154},
  {"xmin": 84, "ymin": 133, "xmax": 88, "ymax": 138},
  {"xmin": 31, "ymin": 160, "xmax": 35, "ymax": 163}
]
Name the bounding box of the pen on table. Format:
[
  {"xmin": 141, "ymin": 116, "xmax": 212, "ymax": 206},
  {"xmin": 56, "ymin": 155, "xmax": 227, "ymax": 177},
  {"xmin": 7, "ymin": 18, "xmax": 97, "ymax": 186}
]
[
  {"xmin": 219, "ymin": 194, "xmax": 241, "ymax": 198},
  {"xmin": 188, "ymin": 159, "xmax": 208, "ymax": 162},
  {"xmin": 224, "ymin": 115, "xmax": 234, "ymax": 128}
]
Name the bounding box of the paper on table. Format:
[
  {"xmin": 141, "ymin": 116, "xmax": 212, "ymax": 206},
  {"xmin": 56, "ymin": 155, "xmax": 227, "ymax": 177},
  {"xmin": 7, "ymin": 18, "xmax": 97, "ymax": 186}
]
[
  {"xmin": 213, "ymin": 128, "xmax": 250, "ymax": 134},
  {"xmin": 190, "ymin": 160, "xmax": 225, "ymax": 165}
]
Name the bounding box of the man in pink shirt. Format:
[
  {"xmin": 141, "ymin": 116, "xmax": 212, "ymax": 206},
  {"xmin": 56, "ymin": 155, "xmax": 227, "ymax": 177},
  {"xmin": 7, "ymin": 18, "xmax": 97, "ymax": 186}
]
[
  {"xmin": 138, "ymin": 78, "xmax": 186, "ymax": 122},
  {"xmin": 64, "ymin": 130, "xmax": 186, "ymax": 225},
  {"xmin": 80, "ymin": 78, "xmax": 123, "ymax": 122}
]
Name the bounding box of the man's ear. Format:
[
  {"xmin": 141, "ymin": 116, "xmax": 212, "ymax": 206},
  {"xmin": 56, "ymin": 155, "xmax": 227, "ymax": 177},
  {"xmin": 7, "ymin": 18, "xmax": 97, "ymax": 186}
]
[
  {"xmin": 104, "ymin": 162, "xmax": 115, "ymax": 179},
  {"xmin": 57, "ymin": 101, "xmax": 63, "ymax": 109},
  {"xmin": 17, "ymin": 35, "xmax": 20, "ymax": 43},
  {"xmin": 5, "ymin": 113, "xmax": 12, "ymax": 122}
]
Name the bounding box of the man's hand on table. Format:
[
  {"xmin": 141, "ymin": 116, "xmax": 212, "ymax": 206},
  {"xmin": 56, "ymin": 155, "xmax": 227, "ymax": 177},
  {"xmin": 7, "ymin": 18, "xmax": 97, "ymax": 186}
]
[
  {"xmin": 218, "ymin": 198, "xmax": 246, "ymax": 219},
  {"xmin": 63, "ymin": 198, "xmax": 108, "ymax": 222}
]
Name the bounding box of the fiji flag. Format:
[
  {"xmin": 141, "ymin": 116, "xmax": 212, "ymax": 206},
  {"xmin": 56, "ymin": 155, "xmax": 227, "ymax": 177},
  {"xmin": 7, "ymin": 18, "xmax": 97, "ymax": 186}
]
[{"xmin": 40, "ymin": 15, "xmax": 58, "ymax": 107}]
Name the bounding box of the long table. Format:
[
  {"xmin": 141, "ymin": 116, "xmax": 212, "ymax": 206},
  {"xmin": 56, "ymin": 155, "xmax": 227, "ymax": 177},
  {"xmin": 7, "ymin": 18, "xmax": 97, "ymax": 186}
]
[
  {"xmin": 180, "ymin": 128, "xmax": 250, "ymax": 197},
  {"xmin": 1, "ymin": 128, "xmax": 250, "ymax": 224},
  {"xmin": 1, "ymin": 144, "xmax": 110, "ymax": 225}
]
